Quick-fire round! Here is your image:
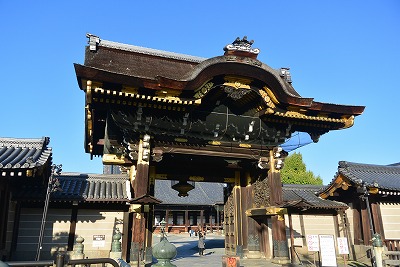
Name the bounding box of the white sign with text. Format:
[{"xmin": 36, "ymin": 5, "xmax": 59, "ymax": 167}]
[
  {"xmin": 319, "ymin": 235, "xmax": 337, "ymax": 267},
  {"xmin": 306, "ymin": 235, "xmax": 319, "ymax": 252},
  {"xmin": 92, "ymin": 234, "xmax": 106, "ymax": 247},
  {"xmin": 337, "ymin": 237, "xmax": 349, "ymax": 255}
]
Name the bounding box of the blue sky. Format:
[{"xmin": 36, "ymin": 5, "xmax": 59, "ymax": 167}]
[{"xmin": 1, "ymin": 1, "xmax": 399, "ymax": 184}]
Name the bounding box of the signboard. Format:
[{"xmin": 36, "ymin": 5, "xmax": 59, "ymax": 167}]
[
  {"xmin": 319, "ymin": 235, "xmax": 337, "ymax": 267},
  {"xmin": 337, "ymin": 237, "xmax": 349, "ymax": 255},
  {"xmin": 306, "ymin": 235, "xmax": 319, "ymax": 252},
  {"xmin": 93, "ymin": 234, "xmax": 105, "ymax": 247}
]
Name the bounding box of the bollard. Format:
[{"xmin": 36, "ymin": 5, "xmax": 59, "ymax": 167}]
[{"xmin": 55, "ymin": 253, "xmax": 65, "ymax": 267}]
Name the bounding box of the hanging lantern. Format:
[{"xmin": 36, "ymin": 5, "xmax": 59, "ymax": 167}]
[{"xmin": 171, "ymin": 180, "xmax": 195, "ymax": 197}]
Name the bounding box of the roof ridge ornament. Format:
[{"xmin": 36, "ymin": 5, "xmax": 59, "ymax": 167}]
[
  {"xmin": 224, "ymin": 36, "xmax": 260, "ymax": 58},
  {"xmin": 86, "ymin": 33, "xmax": 100, "ymax": 51}
]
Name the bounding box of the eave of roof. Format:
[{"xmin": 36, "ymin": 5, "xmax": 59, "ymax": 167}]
[
  {"xmin": 0, "ymin": 137, "xmax": 52, "ymax": 176},
  {"xmin": 319, "ymin": 161, "xmax": 400, "ymax": 198},
  {"xmin": 76, "ymin": 35, "xmax": 365, "ymax": 117},
  {"xmin": 97, "ymin": 37, "xmax": 206, "ymax": 63},
  {"xmin": 12, "ymin": 172, "xmax": 132, "ymax": 203},
  {"xmin": 283, "ymin": 184, "xmax": 348, "ymax": 210}
]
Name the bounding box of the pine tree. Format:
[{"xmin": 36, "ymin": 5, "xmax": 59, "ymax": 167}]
[{"xmin": 280, "ymin": 152, "xmax": 323, "ymax": 185}]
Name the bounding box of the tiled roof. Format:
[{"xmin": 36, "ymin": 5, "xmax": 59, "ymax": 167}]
[
  {"xmin": 282, "ymin": 184, "xmax": 348, "ymax": 209},
  {"xmin": 12, "ymin": 173, "xmax": 131, "ymax": 203},
  {"xmin": 98, "ymin": 37, "xmax": 206, "ymax": 63},
  {"xmin": 154, "ymin": 180, "xmax": 224, "ymax": 206},
  {"xmin": 0, "ymin": 137, "xmax": 52, "ymax": 176},
  {"xmin": 336, "ymin": 161, "xmax": 400, "ymax": 191}
]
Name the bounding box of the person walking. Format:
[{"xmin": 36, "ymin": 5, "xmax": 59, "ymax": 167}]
[{"xmin": 198, "ymin": 232, "xmax": 206, "ymax": 256}]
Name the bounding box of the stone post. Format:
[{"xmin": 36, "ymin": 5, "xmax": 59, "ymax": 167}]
[
  {"xmin": 71, "ymin": 236, "xmax": 85, "ymax": 267},
  {"xmin": 110, "ymin": 228, "xmax": 122, "ymax": 260}
]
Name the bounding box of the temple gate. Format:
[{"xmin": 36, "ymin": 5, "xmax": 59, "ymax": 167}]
[{"xmin": 74, "ymin": 35, "xmax": 364, "ymax": 263}]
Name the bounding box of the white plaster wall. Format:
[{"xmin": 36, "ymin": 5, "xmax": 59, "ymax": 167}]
[
  {"xmin": 75, "ymin": 210, "xmax": 124, "ymax": 258},
  {"xmin": 379, "ymin": 202, "xmax": 400, "ymax": 239}
]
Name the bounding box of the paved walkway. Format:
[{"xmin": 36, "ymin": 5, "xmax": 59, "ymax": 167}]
[
  {"xmin": 148, "ymin": 233, "xmax": 369, "ymax": 267},
  {"xmin": 150, "ymin": 233, "xmax": 282, "ymax": 267}
]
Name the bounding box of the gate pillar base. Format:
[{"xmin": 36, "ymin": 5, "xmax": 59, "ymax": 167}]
[
  {"xmin": 272, "ymin": 256, "xmax": 291, "ymax": 264},
  {"xmin": 246, "ymin": 250, "xmax": 262, "ymax": 259},
  {"xmin": 144, "ymin": 247, "xmax": 153, "ymax": 263},
  {"xmin": 272, "ymin": 239, "xmax": 290, "ymax": 264},
  {"xmin": 236, "ymin": 245, "xmax": 244, "ymax": 258}
]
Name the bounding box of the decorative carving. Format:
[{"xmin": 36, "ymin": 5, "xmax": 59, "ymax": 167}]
[
  {"xmin": 342, "ymin": 115, "xmax": 355, "ymax": 129},
  {"xmin": 224, "ymin": 55, "xmax": 262, "ymax": 66},
  {"xmin": 188, "ymin": 176, "xmax": 204, "ymax": 182},
  {"xmin": 225, "ymin": 192, "xmax": 235, "ymax": 217},
  {"xmin": 223, "ymin": 86, "xmax": 252, "ymax": 100},
  {"xmin": 259, "ymin": 88, "xmax": 277, "ymax": 109},
  {"xmin": 194, "ymin": 82, "xmax": 214, "ymax": 99},
  {"xmin": 253, "ymin": 177, "xmax": 270, "ymax": 208},
  {"xmin": 224, "ymin": 36, "xmax": 260, "ymax": 55}
]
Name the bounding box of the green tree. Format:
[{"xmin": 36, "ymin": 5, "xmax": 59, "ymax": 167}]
[{"xmin": 280, "ymin": 152, "xmax": 323, "ymax": 185}]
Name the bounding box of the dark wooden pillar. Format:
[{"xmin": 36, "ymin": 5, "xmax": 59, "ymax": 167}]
[
  {"xmin": 233, "ymin": 171, "xmax": 244, "ymax": 257},
  {"xmin": 184, "ymin": 210, "xmax": 189, "ymax": 233},
  {"xmin": 122, "ymin": 211, "xmax": 130, "ymax": 260},
  {"xmin": 260, "ymin": 218, "xmax": 271, "ymax": 259},
  {"xmin": 165, "ymin": 210, "xmax": 169, "ymax": 232},
  {"xmin": 240, "ymin": 185, "xmax": 249, "ymax": 255},
  {"xmin": 67, "ymin": 205, "xmax": 78, "ymax": 251},
  {"xmin": 269, "ymin": 149, "xmax": 289, "ymax": 261},
  {"xmin": 371, "ymin": 200, "xmax": 385, "ymax": 240},
  {"xmin": 360, "ymin": 200, "xmax": 372, "ymax": 245},
  {"xmin": 200, "ymin": 209, "xmax": 204, "ymax": 231},
  {"xmin": 353, "ymin": 201, "xmax": 362, "ymax": 245},
  {"xmin": 208, "ymin": 210, "xmax": 213, "ymax": 232},
  {"xmin": 144, "ymin": 205, "xmax": 154, "ymax": 263},
  {"xmin": 130, "ymin": 137, "xmax": 151, "ymax": 264}
]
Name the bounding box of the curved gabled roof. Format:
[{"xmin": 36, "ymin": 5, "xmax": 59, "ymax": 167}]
[
  {"xmin": 337, "ymin": 161, "xmax": 400, "ymax": 191},
  {"xmin": 75, "ymin": 34, "xmax": 364, "ymax": 115},
  {"xmin": 0, "ymin": 137, "xmax": 52, "ymax": 176},
  {"xmin": 319, "ymin": 161, "xmax": 400, "ymax": 199},
  {"xmin": 75, "ymin": 35, "xmax": 365, "ymax": 157}
]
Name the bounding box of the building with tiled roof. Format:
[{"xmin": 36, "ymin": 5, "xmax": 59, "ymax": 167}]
[
  {"xmin": 152, "ymin": 180, "xmax": 225, "ymax": 234},
  {"xmin": 0, "ymin": 137, "xmax": 52, "ymax": 177},
  {"xmin": 73, "ymin": 34, "xmax": 366, "ymax": 263},
  {"xmin": 7, "ymin": 172, "xmax": 132, "ymax": 261},
  {"xmin": 319, "ymin": 161, "xmax": 400, "ymax": 261},
  {"xmin": 282, "ymin": 184, "xmax": 348, "ymax": 210},
  {"xmin": 13, "ymin": 172, "xmax": 132, "ymax": 203},
  {"xmin": 0, "ymin": 137, "xmax": 53, "ymax": 260}
]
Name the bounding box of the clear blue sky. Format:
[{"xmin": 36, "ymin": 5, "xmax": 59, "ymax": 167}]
[{"xmin": 1, "ymin": 1, "xmax": 399, "ymax": 184}]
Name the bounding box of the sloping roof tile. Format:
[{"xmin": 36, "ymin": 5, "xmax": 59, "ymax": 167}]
[
  {"xmin": 12, "ymin": 173, "xmax": 131, "ymax": 203},
  {"xmin": 283, "ymin": 184, "xmax": 348, "ymax": 209},
  {"xmin": 0, "ymin": 137, "xmax": 52, "ymax": 170},
  {"xmin": 336, "ymin": 161, "xmax": 400, "ymax": 191},
  {"xmin": 154, "ymin": 180, "xmax": 224, "ymax": 206}
]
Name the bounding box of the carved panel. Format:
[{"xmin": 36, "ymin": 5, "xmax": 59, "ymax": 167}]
[
  {"xmin": 253, "ymin": 177, "xmax": 270, "ymax": 208},
  {"xmin": 225, "ymin": 192, "xmax": 235, "ymax": 217}
]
